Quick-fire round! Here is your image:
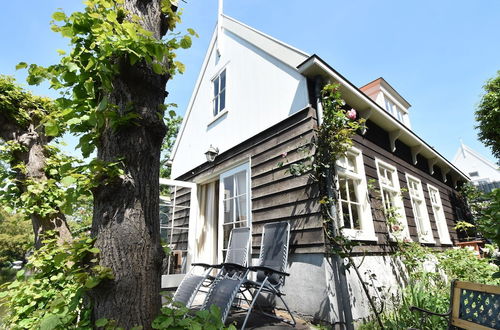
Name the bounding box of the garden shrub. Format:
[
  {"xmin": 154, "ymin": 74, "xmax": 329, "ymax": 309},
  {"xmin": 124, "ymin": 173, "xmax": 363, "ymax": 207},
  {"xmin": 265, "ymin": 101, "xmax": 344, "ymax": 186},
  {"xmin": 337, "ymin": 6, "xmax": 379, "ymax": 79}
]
[{"xmin": 360, "ymin": 243, "xmax": 499, "ymax": 329}]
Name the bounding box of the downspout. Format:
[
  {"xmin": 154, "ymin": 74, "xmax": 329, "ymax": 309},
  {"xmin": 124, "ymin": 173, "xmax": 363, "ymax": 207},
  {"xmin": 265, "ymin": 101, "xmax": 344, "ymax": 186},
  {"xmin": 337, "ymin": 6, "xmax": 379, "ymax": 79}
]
[{"xmin": 314, "ymin": 76, "xmax": 354, "ymax": 329}]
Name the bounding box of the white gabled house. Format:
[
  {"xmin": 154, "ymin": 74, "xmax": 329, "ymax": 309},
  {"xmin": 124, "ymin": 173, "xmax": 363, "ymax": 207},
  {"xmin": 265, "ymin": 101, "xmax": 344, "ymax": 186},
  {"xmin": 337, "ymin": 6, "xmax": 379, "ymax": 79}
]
[{"xmin": 161, "ymin": 13, "xmax": 470, "ymax": 324}]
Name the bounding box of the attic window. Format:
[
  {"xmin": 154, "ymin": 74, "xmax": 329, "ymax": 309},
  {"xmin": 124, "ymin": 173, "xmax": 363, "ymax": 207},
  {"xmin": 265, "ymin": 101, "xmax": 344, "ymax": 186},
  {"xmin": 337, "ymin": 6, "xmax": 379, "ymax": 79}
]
[
  {"xmin": 384, "ymin": 98, "xmax": 406, "ymax": 124},
  {"xmin": 469, "ymin": 171, "xmax": 479, "ymax": 177},
  {"xmin": 212, "ymin": 69, "xmax": 226, "ymax": 116}
]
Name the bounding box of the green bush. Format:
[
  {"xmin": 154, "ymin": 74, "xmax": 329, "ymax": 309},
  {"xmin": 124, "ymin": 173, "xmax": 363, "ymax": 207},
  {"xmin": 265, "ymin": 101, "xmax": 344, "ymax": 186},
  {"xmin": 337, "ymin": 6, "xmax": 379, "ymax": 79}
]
[{"xmin": 361, "ymin": 243, "xmax": 500, "ymax": 329}]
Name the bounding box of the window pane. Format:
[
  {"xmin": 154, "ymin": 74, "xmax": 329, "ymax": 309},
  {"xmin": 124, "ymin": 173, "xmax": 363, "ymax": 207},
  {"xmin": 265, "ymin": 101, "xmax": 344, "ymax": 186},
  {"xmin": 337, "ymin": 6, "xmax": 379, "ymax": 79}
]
[
  {"xmin": 235, "ymin": 170, "xmax": 246, "ymax": 196},
  {"xmin": 220, "ymin": 69, "xmax": 226, "ymax": 89},
  {"xmin": 219, "ymin": 90, "xmax": 225, "ymax": 111},
  {"xmin": 342, "ymin": 201, "xmax": 351, "ymax": 228},
  {"xmin": 346, "ymin": 155, "xmax": 356, "ymax": 172},
  {"xmin": 213, "ymin": 96, "xmax": 219, "ymax": 116},
  {"xmin": 235, "ymin": 196, "xmax": 247, "ymax": 221},
  {"xmin": 339, "ymin": 177, "xmax": 347, "ymax": 200},
  {"xmin": 347, "ymin": 178, "xmax": 358, "ymax": 203},
  {"xmin": 224, "ymin": 198, "xmax": 233, "ymax": 224},
  {"xmin": 352, "ymin": 204, "xmax": 361, "ymax": 229},
  {"xmin": 213, "ymin": 77, "xmax": 219, "ymax": 96},
  {"xmin": 223, "ymin": 224, "xmax": 232, "ymax": 249},
  {"xmin": 224, "ymin": 176, "xmax": 234, "ymax": 198}
]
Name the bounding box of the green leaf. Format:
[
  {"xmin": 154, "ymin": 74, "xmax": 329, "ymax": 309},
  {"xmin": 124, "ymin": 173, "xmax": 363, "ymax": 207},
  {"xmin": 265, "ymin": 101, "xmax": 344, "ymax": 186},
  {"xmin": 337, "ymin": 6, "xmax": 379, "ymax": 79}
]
[
  {"xmin": 179, "ymin": 35, "xmax": 192, "ymax": 49},
  {"xmin": 152, "ymin": 63, "xmax": 164, "ymax": 75},
  {"xmin": 89, "ymin": 247, "xmax": 100, "ymax": 254},
  {"xmin": 187, "ymin": 28, "xmax": 196, "ymax": 36},
  {"xmin": 95, "ymin": 318, "xmax": 108, "ymax": 327},
  {"xmin": 66, "ymin": 62, "xmax": 79, "ymax": 72},
  {"xmin": 16, "ymin": 62, "xmax": 28, "ymax": 70},
  {"xmin": 56, "ymin": 49, "xmax": 66, "ymax": 55},
  {"xmin": 44, "ymin": 121, "xmax": 59, "ymax": 137},
  {"xmin": 52, "ymin": 11, "xmax": 66, "ymax": 21},
  {"xmin": 84, "ymin": 276, "xmax": 101, "ymax": 289},
  {"xmin": 40, "ymin": 314, "xmax": 62, "ymax": 330},
  {"xmin": 60, "ymin": 176, "xmax": 76, "ymax": 187},
  {"xmin": 174, "ymin": 61, "xmax": 185, "ymax": 74}
]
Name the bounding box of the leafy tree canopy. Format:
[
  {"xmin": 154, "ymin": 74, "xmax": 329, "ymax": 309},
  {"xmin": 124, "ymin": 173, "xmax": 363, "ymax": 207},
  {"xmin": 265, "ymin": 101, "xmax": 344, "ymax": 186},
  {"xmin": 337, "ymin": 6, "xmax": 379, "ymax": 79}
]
[{"xmin": 475, "ymin": 70, "xmax": 500, "ymax": 161}]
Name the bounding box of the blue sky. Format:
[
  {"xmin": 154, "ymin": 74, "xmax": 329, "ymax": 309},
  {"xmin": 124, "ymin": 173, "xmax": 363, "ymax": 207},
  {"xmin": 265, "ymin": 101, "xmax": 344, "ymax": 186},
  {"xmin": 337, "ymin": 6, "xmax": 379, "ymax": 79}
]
[{"xmin": 1, "ymin": 0, "xmax": 499, "ymax": 164}]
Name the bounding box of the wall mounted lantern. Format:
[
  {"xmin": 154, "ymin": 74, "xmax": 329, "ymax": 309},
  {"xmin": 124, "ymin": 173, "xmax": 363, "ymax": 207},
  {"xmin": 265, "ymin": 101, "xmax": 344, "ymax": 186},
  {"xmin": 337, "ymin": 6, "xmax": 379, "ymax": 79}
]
[{"xmin": 205, "ymin": 145, "xmax": 219, "ymax": 163}]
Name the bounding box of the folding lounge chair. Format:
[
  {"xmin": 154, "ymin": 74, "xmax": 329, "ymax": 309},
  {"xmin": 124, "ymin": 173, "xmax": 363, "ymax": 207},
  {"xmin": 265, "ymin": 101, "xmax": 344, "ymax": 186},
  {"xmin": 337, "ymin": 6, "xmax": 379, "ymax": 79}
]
[
  {"xmin": 201, "ymin": 221, "xmax": 296, "ymax": 329},
  {"xmin": 172, "ymin": 226, "xmax": 251, "ymax": 308}
]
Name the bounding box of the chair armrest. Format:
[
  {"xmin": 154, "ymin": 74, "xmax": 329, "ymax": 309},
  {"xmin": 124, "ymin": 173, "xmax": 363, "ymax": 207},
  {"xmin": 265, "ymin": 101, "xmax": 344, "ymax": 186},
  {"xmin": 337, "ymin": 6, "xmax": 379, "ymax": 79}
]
[
  {"xmin": 249, "ymin": 265, "xmax": 290, "ymax": 277},
  {"xmin": 409, "ymin": 306, "xmax": 451, "ymax": 318},
  {"xmin": 219, "ymin": 262, "xmax": 249, "ymax": 271},
  {"xmin": 191, "ymin": 263, "xmax": 213, "ymax": 269}
]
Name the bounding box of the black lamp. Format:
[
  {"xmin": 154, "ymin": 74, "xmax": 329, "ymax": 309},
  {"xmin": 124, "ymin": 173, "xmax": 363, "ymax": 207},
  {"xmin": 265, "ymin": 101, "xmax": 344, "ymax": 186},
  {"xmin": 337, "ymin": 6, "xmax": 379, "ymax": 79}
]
[{"xmin": 205, "ymin": 145, "xmax": 219, "ymax": 162}]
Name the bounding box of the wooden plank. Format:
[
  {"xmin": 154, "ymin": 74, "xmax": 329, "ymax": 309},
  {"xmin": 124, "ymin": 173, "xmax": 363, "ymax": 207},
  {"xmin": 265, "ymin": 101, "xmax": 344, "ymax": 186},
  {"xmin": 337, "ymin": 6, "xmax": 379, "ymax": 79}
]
[
  {"xmin": 455, "ymin": 281, "xmax": 500, "ymax": 294},
  {"xmin": 251, "ymin": 174, "xmax": 314, "ymax": 200},
  {"xmin": 251, "ymin": 147, "xmax": 315, "ymax": 178},
  {"xmin": 252, "ymin": 185, "xmax": 320, "ymax": 210},
  {"xmin": 251, "ymin": 131, "xmax": 315, "ymax": 167},
  {"xmin": 251, "ymin": 215, "xmax": 323, "ymax": 233},
  {"xmin": 252, "ymin": 199, "xmax": 321, "ymax": 221},
  {"xmin": 451, "ymin": 318, "xmax": 494, "ymax": 330}
]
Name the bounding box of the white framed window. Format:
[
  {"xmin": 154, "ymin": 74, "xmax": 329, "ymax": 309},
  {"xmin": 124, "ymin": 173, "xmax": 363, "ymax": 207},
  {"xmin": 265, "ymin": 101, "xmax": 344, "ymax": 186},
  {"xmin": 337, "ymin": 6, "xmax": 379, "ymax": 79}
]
[
  {"xmin": 384, "ymin": 97, "xmax": 408, "ymax": 126},
  {"xmin": 159, "ymin": 179, "xmax": 197, "ymax": 275},
  {"xmin": 336, "ymin": 148, "xmax": 377, "ymax": 241},
  {"xmin": 427, "ymin": 184, "xmax": 452, "ymax": 245},
  {"xmin": 406, "ymin": 174, "xmax": 435, "ymax": 243},
  {"xmin": 218, "ymin": 162, "xmax": 250, "ymax": 262},
  {"xmin": 375, "ymin": 159, "xmax": 410, "ymax": 240},
  {"xmin": 212, "ymin": 68, "xmax": 226, "ymax": 117}
]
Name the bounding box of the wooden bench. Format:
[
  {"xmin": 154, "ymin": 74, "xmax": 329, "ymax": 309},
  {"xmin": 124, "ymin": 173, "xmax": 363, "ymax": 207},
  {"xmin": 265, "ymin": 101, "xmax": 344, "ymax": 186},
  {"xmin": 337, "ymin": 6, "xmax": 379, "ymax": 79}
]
[{"xmin": 410, "ymin": 280, "xmax": 500, "ymax": 329}]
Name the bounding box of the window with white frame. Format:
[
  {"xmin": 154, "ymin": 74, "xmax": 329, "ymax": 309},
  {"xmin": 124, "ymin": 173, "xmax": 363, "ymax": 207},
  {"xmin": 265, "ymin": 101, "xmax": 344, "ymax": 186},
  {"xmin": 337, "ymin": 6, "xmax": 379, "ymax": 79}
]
[
  {"xmin": 406, "ymin": 175, "xmax": 435, "ymax": 243},
  {"xmin": 336, "ymin": 148, "xmax": 377, "ymax": 241},
  {"xmin": 212, "ymin": 68, "xmax": 226, "ymax": 116},
  {"xmin": 219, "ymin": 163, "xmax": 250, "ymax": 261},
  {"xmin": 375, "ymin": 159, "xmax": 410, "ymax": 240},
  {"xmin": 159, "ymin": 183, "xmax": 194, "ymax": 275},
  {"xmin": 384, "ymin": 97, "xmax": 408, "ymax": 126},
  {"xmin": 427, "ymin": 184, "xmax": 452, "ymax": 245}
]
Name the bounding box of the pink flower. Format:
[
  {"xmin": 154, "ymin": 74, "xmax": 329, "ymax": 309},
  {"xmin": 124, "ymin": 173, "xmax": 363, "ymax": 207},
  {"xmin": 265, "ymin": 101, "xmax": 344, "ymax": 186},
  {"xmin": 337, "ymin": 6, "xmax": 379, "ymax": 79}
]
[
  {"xmin": 403, "ymin": 237, "xmax": 412, "ymax": 243},
  {"xmin": 346, "ymin": 109, "xmax": 357, "ymax": 120},
  {"xmin": 281, "ymin": 152, "xmax": 288, "ymax": 158},
  {"xmin": 391, "ymin": 224, "xmax": 401, "ymax": 232}
]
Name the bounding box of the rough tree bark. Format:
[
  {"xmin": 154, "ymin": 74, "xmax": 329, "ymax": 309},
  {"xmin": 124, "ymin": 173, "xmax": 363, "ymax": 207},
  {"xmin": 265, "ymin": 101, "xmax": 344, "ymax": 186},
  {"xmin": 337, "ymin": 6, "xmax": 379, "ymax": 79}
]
[
  {"xmin": 0, "ymin": 113, "xmax": 73, "ymax": 248},
  {"xmin": 90, "ymin": 0, "xmax": 172, "ymax": 327}
]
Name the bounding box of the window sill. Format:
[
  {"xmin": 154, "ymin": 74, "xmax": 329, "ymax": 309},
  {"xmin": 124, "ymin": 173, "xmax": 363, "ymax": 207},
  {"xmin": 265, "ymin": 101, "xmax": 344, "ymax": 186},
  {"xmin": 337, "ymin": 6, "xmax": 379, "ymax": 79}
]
[
  {"xmin": 207, "ymin": 109, "xmax": 228, "ymax": 127},
  {"xmin": 342, "ymin": 229, "xmax": 378, "ymax": 242},
  {"xmin": 418, "ymin": 238, "xmax": 436, "ymax": 245},
  {"xmin": 439, "ymin": 240, "xmax": 453, "ymax": 245}
]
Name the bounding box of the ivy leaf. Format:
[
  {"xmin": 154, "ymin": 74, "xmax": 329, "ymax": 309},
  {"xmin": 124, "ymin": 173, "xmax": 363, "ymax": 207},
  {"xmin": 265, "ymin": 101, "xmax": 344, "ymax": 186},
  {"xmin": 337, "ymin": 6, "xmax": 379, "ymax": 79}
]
[
  {"xmin": 187, "ymin": 28, "xmax": 196, "ymax": 36},
  {"xmin": 16, "ymin": 62, "xmax": 28, "ymax": 70},
  {"xmin": 52, "ymin": 11, "xmax": 66, "ymax": 21}
]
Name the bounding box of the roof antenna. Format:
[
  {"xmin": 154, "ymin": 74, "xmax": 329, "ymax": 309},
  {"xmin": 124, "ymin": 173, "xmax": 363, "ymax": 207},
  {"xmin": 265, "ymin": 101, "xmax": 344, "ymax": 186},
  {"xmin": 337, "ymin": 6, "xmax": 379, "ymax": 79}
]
[{"xmin": 217, "ymin": 0, "xmax": 223, "ymax": 56}]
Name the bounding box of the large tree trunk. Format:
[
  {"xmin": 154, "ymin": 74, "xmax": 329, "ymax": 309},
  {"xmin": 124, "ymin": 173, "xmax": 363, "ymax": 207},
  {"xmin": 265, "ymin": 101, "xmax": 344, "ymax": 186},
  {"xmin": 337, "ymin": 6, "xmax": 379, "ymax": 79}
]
[
  {"xmin": 0, "ymin": 116, "xmax": 73, "ymax": 248},
  {"xmin": 90, "ymin": 1, "xmax": 170, "ymax": 327}
]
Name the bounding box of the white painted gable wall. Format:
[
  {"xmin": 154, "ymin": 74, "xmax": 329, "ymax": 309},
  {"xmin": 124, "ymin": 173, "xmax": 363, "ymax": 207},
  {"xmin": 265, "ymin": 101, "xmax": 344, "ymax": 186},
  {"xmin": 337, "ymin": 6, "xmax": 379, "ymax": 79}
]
[{"xmin": 171, "ymin": 28, "xmax": 310, "ymax": 178}]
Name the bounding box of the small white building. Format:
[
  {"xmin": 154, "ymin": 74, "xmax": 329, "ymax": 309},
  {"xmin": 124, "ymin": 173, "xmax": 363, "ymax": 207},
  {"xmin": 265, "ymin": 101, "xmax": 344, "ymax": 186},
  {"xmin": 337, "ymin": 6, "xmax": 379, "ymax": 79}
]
[{"xmin": 453, "ymin": 143, "xmax": 500, "ymax": 192}]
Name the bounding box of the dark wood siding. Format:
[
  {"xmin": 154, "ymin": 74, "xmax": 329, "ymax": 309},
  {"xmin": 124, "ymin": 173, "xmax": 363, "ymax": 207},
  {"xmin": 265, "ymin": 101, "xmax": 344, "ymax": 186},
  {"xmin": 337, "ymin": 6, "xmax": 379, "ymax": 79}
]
[
  {"xmin": 353, "ymin": 119, "xmax": 464, "ymax": 249},
  {"xmin": 175, "ymin": 108, "xmax": 466, "ymax": 256},
  {"xmin": 176, "ymin": 107, "xmax": 324, "ymax": 254}
]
